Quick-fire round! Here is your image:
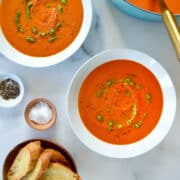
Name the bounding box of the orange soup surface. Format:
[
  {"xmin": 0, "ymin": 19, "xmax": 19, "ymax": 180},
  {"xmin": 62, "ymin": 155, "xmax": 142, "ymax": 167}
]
[
  {"xmin": 78, "ymin": 60, "xmax": 163, "ymax": 145},
  {"xmin": 0, "ymin": 0, "xmax": 83, "ymax": 57},
  {"xmin": 127, "ymin": 0, "xmax": 180, "ymax": 14}
]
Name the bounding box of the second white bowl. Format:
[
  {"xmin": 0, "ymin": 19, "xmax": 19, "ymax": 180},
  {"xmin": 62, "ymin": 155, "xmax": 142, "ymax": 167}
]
[{"xmin": 67, "ymin": 49, "xmax": 176, "ymax": 158}]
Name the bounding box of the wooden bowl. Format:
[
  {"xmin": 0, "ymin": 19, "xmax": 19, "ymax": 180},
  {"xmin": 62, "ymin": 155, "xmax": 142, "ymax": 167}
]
[
  {"xmin": 3, "ymin": 139, "xmax": 78, "ymax": 180},
  {"xmin": 25, "ymin": 98, "xmax": 57, "ymax": 130}
]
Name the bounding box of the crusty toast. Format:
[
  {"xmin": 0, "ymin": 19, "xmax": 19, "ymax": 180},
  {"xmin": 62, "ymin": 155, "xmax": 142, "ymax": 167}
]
[
  {"xmin": 22, "ymin": 151, "xmax": 51, "ymax": 180},
  {"xmin": 44, "ymin": 148, "xmax": 70, "ymax": 166},
  {"xmin": 23, "ymin": 148, "xmax": 70, "ymax": 180},
  {"xmin": 39, "ymin": 163, "xmax": 80, "ymax": 180},
  {"xmin": 7, "ymin": 141, "xmax": 42, "ymax": 180}
]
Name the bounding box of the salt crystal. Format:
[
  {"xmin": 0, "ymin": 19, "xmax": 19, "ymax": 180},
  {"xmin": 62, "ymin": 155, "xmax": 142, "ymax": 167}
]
[{"xmin": 29, "ymin": 102, "xmax": 52, "ymax": 124}]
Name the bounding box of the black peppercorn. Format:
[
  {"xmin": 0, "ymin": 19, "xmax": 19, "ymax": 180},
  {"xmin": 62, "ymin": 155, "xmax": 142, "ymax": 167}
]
[{"xmin": 0, "ymin": 79, "xmax": 20, "ymax": 100}]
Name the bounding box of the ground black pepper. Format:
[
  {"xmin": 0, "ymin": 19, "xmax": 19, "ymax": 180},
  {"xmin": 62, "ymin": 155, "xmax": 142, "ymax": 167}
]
[{"xmin": 0, "ymin": 79, "xmax": 20, "ymax": 100}]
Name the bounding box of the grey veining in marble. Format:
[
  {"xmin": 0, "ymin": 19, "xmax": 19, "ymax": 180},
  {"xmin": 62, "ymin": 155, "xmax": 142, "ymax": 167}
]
[{"xmin": 0, "ymin": 0, "xmax": 180, "ymax": 179}]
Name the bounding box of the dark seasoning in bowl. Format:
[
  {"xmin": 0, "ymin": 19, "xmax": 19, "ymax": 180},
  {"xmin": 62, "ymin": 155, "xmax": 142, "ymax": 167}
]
[{"xmin": 0, "ymin": 79, "xmax": 20, "ymax": 100}]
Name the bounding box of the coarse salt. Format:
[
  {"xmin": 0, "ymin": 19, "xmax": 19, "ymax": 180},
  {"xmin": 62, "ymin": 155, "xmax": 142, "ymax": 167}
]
[{"xmin": 29, "ymin": 102, "xmax": 52, "ymax": 124}]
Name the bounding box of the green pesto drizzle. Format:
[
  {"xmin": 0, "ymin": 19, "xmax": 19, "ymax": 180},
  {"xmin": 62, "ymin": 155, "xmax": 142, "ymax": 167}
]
[
  {"xmin": 146, "ymin": 93, "xmax": 152, "ymax": 103},
  {"xmin": 133, "ymin": 120, "xmax": 143, "ymax": 129},
  {"xmin": 26, "ymin": 1, "xmax": 33, "ymax": 19},
  {"xmin": 96, "ymin": 114, "xmax": 104, "ymax": 122}
]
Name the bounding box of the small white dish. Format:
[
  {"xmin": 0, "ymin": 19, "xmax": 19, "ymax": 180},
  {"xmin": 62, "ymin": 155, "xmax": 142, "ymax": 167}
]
[
  {"xmin": 0, "ymin": 0, "xmax": 93, "ymax": 68},
  {"xmin": 0, "ymin": 73, "xmax": 24, "ymax": 108},
  {"xmin": 67, "ymin": 49, "xmax": 176, "ymax": 158}
]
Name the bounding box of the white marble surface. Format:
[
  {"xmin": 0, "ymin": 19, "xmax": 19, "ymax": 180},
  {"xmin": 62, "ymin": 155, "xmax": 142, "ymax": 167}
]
[{"xmin": 1, "ymin": 0, "xmax": 180, "ymax": 179}]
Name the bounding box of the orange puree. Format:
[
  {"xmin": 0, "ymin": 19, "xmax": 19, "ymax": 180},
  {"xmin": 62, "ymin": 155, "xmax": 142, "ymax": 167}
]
[
  {"xmin": 0, "ymin": 0, "xmax": 83, "ymax": 57},
  {"xmin": 127, "ymin": 0, "xmax": 180, "ymax": 14},
  {"xmin": 78, "ymin": 60, "xmax": 163, "ymax": 145}
]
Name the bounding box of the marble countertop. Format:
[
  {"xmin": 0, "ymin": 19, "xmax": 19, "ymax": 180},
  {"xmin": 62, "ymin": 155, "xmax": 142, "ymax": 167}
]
[{"xmin": 1, "ymin": 0, "xmax": 180, "ymax": 179}]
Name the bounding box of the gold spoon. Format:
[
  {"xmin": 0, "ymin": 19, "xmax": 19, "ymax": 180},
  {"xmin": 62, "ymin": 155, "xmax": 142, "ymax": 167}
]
[{"xmin": 157, "ymin": 0, "xmax": 180, "ymax": 61}]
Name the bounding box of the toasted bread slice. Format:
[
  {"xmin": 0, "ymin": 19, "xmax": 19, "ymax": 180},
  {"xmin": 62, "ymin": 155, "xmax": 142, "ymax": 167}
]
[
  {"xmin": 44, "ymin": 149, "xmax": 70, "ymax": 166},
  {"xmin": 22, "ymin": 151, "xmax": 51, "ymax": 180},
  {"xmin": 39, "ymin": 163, "xmax": 80, "ymax": 180},
  {"xmin": 7, "ymin": 141, "xmax": 42, "ymax": 180}
]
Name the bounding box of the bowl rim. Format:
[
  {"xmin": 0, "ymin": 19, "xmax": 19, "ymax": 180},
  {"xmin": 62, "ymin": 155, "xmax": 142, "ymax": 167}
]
[
  {"xmin": 0, "ymin": 73, "xmax": 24, "ymax": 108},
  {"xmin": 0, "ymin": 0, "xmax": 93, "ymax": 68},
  {"xmin": 66, "ymin": 48, "xmax": 177, "ymax": 158}
]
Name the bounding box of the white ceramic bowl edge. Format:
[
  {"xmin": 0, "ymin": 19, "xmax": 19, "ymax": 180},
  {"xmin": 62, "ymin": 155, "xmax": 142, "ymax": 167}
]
[
  {"xmin": 66, "ymin": 49, "xmax": 176, "ymax": 158},
  {"xmin": 0, "ymin": 0, "xmax": 93, "ymax": 67}
]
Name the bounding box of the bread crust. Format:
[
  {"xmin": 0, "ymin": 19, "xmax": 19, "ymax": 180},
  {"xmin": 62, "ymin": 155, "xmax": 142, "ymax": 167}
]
[
  {"xmin": 39, "ymin": 162, "xmax": 80, "ymax": 180},
  {"xmin": 26, "ymin": 141, "xmax": 42, "ymax": 170},
  {"xmin": 38, "ymin": 151, "xmax": 52, "ymax": 173},
  {"xmin": 23, "ymin": 149, "xmax": 71, "ymax": 180},
  {"xmin": 7, "ymin": 141, "xmax": 42, "ymax": 180},
  {"xmin": 44, "ymin": 148, "xmax": 70, "ymax": 166},
  {"xmin": 23, "ymin": 151, "xmax": 51, "ymax": 180}
]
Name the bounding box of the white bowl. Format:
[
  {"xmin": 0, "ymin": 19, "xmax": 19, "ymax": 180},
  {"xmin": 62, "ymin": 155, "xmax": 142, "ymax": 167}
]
[
  {"xmin": 67, "ymin": 49, "xmax": 176, "ymax": 158},
  {"xmin": 0, "ymin": 0, "xmax": 93, "ymax": 68},
  {"xmin": 0, "ymin": 73, "xmax": 24, "ymax": 108}
]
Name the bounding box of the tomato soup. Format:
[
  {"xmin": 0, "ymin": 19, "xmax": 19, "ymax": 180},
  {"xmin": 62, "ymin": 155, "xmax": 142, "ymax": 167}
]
[
  {"xmin": 78, "ymin": 60, "xmax": 163, "ymax": 145},
  {"xmin": 127, "ymin": 0, "xmax": 180, "ymax": 14},
  {"xmin": 0, "ymin": 0, "xmax": 83, "ymax": 57}
]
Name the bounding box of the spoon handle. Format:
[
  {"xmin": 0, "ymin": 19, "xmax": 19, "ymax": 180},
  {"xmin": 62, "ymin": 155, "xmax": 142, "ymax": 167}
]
[{"xmin": 158, "ymin": 0, "xmax": 180, "ymax": 61}]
